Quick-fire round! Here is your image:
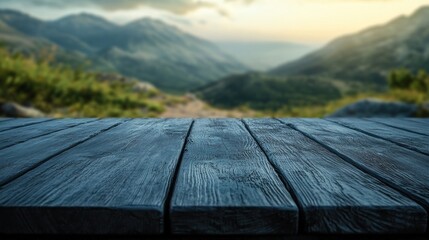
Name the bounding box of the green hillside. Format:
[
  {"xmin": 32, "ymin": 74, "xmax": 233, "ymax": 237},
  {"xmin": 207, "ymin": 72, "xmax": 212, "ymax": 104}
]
[
  {"xmin": 196, "ymin": 70, "xmax": 428, "ymax": 117},
  {"xmin": 196, "ymin": 6, "xmax": 429, "ymax": 115},
  {"xmin": 0, "ymin": 10, "xmax": 247, "ymax": 93},
  {"xmin": 0, "ymin": 48, "xmax": 177, "ymax": 117},
  {"xmin": 196, "ymin": 73, "xmax": 342, "ymax": 111},
  {"xmin": 270, "ymin": 7, "xmax": 429, "ymax": 92}
]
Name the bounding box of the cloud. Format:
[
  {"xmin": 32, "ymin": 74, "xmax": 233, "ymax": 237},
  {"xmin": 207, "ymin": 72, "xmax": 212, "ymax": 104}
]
[{"xmin": 0, "ymin": 0, "xmax": 258, "ymax": 15}]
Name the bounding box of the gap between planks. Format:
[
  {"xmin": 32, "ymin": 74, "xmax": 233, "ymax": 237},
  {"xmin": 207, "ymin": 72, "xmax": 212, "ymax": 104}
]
[
  {"xmin": 164, "ymin": 119, "xmax": 195, "ymax": 234},
  {"xmin": 242, "ymin": 119, "xmax": 307, "ymax": 233},
  {"xmin": 0, "ymin": 118, "xmax": 54, "ymax": 133},
  {"xmin": 169, "ymin": 119, "xmax": 298, "ymax": 234},
  {"xmin": 366, "ymin": 118, "xmax": 429, "ymax": 137},
  {"xmin": 326, "ymin": 118, "xmax": 429, "ymax": 156},
  {"xmin": 0, "ymin": 120, "xmax": 125, "ymax": 187},
  {"xmin": 0, "ymin": 119, "xmax": 99, "ymax": 151}
]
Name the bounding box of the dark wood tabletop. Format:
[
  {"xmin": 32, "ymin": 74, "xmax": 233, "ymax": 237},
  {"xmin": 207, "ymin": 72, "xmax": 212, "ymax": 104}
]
[{"xmin": 0, "ymin": 118, "xmax": 427, "ymax": 237}]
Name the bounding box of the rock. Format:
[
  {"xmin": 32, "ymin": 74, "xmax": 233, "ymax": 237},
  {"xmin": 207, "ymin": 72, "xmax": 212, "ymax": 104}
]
[
  {"xmin": 420, "ymin": 101, "xmax": 429, "ymax": 117},
  {"xmin": 1, "ymin": 102, "xmax": 45, "ymax": 118},
  {"xmin": 185, "ymin": 93, "xmax": 197, "ymax": 101},
  {"xmin": 132, "ymin": 82, "xmax": 157, "ymax": 93},
  {"xmin": 327, "ymin": 98, "xmax": 418, "ymax": 118},
  {"xmin": 95, "ymin": 73, "xmax": 157, "ymax": 93}
]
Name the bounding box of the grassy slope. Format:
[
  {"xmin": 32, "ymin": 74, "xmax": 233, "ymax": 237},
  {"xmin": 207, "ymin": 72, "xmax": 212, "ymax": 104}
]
[
  {"xmin": 280, "ymin": 90, "xmax": 429, "ymax": 117},
  {"xmin": 0, "ymin": 48, "xmax": 184, "ymax": 117},
  {"xmin": 196, "ymin": 72, "xmax": 428, "ymax": 118},
  {"xmin": 196, "ymin": 73, "xmax": 342, "ymax": 111},
  {"xmin": 270, "ymin": 7, "xmax": 429, "ymax": 92}
]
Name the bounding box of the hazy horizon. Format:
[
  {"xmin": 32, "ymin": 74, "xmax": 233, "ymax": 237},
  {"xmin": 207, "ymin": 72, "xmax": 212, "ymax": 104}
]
[{"xmin": 0, "ymin": 0, "xmax": 428, "ymax": 45}]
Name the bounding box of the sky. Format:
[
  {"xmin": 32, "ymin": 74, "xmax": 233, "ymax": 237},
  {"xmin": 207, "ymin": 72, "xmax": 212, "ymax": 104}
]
[{"xmin": 0, "ymin": 0, "xmax": 428, "ymax": 44}]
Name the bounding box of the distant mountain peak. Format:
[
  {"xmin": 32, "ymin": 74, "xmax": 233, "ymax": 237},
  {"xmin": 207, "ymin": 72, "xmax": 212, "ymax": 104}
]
[
  {"xmin": 0, "ymin": 9, "xmax": 247, "ymax": 92},
  {"xmin": 56, "ymin": 12, "xmax": 112, "ymax": 23},
  {"xmin": 269, "ymin": 4, "xmax": 429, "ymax": 91},
  {"xmin": 53, "ymin": 12, "xmax": 117, "ymax": 30},
  {"xmin": 0, "ymin": 9, "xmax": 40, "ymax": 21},
  {"xmin": 409, "ymin": 5, "xmax": 429, "ymax": 23},
  {"xmin": 129, "ymin": 17, "xmax": 164, "ymax": 24},
  {"xmin": 0, "ymin": 9, "xmax": 44, "ymax": 34},
  {"xmin": 414, "ymin": 5, "xmax": 429, "ymax": 16},
  {"xmin": 0, "ymin": 9, "xmax": 28, "ymax": 16},
  {"xmin": 126, "ymin": 17, "xmax": 179, "ymax": 31}
]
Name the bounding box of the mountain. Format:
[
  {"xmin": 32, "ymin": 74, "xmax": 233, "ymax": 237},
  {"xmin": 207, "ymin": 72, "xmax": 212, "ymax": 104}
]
[
  {"xmin": 216, "ymin": 41, "xmax": 315, "ymax": 71},
  {"xmin": 270, "ymin": 6, "xmax": 429, "ymax": 91},
  {"xmin": 0, "ymin": 10, "xmax": 247, "ymax": 92},
  {"xmin": 196, "ymin": 73, "xmax": 341, "ymax": 111},
  {"xmin": 197, "ymin": 7, "xmax": 429, "ymax": 112}
]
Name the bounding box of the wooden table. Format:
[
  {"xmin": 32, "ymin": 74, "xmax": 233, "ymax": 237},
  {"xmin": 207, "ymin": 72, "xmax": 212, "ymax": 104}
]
[{"xmin": 0, "ymin": 118, "xmax": 427, "ymax": 237}]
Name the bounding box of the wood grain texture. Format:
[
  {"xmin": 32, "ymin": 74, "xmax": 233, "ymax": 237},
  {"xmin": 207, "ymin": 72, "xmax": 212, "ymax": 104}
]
[
  {"xmin": 244, "ymin": 118, "xmax": 427, "ymax": 234},
  {"xmin": 280, "ymin": 119, "xmax": 429, "ymax": 214},
  {"xmin": 328, "ymin": 118, "xmax": 429, "ymax": 155},
  {"xmin": 0, "ymin": 118, "xmax": 96, "ymax": 150},
  {"xmin": 0, "ymin": 119, "xmax": 193, "ymax": 234},
  {"xmin": 0, "ymin": 119, "xmax": 122, "ymax": 186},
  {"xmin": 0, "ymin": 118, "xmax": 51, "ymax": 132},
  {"xmin": 368, "ymin": 118, "xmax": 429, "ymax": 136},
  {"xmin": 407, "ymin": 118, "xmax": 429, "ymax": 124},
  {"xmin": 170, "ymin": 119, "xmax": 298, "ymax": 235}
]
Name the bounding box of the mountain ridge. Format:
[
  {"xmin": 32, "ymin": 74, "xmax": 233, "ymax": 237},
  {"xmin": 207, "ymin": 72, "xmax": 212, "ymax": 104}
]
[
  {"xmin": 197, "ymin": 6, "xmax": 429, "ymax": 112},
  {"xmin": 0, "ymin": 9, "xmax": 247, "ymax": 92},
  {"xmin": 270, "ymin": 6, "xmax": 429, "ymax": 91}
]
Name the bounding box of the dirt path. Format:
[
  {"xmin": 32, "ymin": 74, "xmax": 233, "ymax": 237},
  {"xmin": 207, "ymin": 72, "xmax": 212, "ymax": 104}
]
[{"xmin": 161, "ymin": 97, "xmax": 256, "ymax": 118}]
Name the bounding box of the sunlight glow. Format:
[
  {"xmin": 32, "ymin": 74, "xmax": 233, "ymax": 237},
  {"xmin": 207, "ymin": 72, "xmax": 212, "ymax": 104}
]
[{"xmin": 0, "ymin": 0, "xmax": 427, "ymax": 44}]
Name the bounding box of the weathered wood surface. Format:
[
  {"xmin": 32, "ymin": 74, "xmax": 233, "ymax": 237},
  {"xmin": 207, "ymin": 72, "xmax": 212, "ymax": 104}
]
[
  {"xmin": 0, "ymin": 118, "xmax": 95, "ymax": 150},
  {"xmin": 0, "ymin": 118, "xmax": 51, "ymax": 132},
  {"xmin": 0, "ymin": 118, "xmax": 428, "ymax": 236},
  {"xmin": 0, "ymin": 119, "xmax": 122, "ymax": 186},
  {"xmin": 407, "ymin": 118, "xmax": 429, "ymax": 124},
  {"xmin": 245, "ymin": 118, "xmax": 426, "ymax": 234},
  {"xmin": 281, "ymin": 119, "xmax": 429, "ymax": 214},
  {"xmin": 170, "ymin": 119, "xmax": 298, "ymax": 234},
  {"xmin": 328, "ymin": 118, "xmax": 429, "ymax": 155},
  {"xmin": 368, "ymin": 118, "xmax": 429, "ymax": 136},
  {"xmin": 0, "ymin": 119, "xmax": 192, "ymax": 234}
]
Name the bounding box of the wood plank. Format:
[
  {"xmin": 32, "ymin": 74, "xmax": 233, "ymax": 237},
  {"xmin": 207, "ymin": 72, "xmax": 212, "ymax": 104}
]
[
  {"xmin": 368, "ymin": 118, "xmax": 429, "ymax": 136},
  {"xmin": 0, "ymin": 119, "xmax": 122, "ymax": 186},
  {"xmin": 0, "ymin": 119, "xmax": 192, "ymax": 235},
  {"xmin": 327, "ymin": 118, "xmax": 429, "ymax": 155},
  {"xmin": 170, "ymin": 119, "xmax": 298, "ymax": 235},
  {"xmin": 245, "ymin": 118, "xmax": 427, "ymax": 234},
  {"xmin": 0, "ymin": 118, "xmax": 96, "ymax": 150},
  {"xmin": 0, "ymin": 118, "xmax": 52, "ymax": 132},
  {"xmin": 280, "ymin": 119, "xmax": 429, "ymax": 214}
]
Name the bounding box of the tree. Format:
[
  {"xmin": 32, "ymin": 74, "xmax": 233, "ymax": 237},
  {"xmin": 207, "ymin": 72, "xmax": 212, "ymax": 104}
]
[
  {"xmin": 388, "ymin": 69, "xmax": 429, "ymax": 93},
  {"xmin": 411, "ymin": 70, "xmax": 428, "ymax": 92},
  {"xmin": 388, "ymin": 68, "xmax": 414, "ymax": 89}
]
